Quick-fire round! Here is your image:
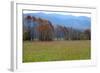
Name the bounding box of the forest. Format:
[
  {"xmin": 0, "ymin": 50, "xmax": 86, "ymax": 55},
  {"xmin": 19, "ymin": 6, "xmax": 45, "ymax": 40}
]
[{"xmin": 23, "ymin": 15, "xmax": 91, "ymax": 41}]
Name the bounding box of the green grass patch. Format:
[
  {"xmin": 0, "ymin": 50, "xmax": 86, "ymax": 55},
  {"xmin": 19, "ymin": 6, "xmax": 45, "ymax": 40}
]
[{"xmin": 23, "ymin": 40, "xmax": 91, "ymax": 63}]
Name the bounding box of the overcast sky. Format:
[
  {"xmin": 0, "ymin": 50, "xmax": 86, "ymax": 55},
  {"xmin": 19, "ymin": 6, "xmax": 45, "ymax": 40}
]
[{"xmin": 23, "ymin": 10, "xmax": 91, "ymax": 17}]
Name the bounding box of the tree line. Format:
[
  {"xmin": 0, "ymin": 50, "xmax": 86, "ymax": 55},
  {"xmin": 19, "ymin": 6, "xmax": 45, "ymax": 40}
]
[{"xmin": 23, "ymin": 15, "xmax": 91, "ymax": 41}]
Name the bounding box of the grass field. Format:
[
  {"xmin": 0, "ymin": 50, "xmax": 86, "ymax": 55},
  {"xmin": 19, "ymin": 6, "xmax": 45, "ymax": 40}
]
[{"xmin": 23, "ymin": 40, "xmax": 91, "ymax": 63}]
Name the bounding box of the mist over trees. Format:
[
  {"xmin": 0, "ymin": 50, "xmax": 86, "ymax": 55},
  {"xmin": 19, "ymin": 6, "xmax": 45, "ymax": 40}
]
[{"xmin": 23, "ymin": 15, "xmax": 91, "ymax": 41}]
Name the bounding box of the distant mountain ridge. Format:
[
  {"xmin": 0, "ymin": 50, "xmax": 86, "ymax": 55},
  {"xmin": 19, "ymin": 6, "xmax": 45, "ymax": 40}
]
[{"xmin": 23, "ymin": 12, "xmax": 91, "ymax": 30}]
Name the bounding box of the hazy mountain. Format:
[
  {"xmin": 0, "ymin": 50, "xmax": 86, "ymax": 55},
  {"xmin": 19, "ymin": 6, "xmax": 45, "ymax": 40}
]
[{"xmin": 23, "ymin": 12, "xmax": 91, "ymax": 30}]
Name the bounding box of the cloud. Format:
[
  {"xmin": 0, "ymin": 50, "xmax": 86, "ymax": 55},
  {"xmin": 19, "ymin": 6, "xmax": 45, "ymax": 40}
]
[{"xmin": 23, "ymin": 10, "xmax": 91, "ymax": 17}]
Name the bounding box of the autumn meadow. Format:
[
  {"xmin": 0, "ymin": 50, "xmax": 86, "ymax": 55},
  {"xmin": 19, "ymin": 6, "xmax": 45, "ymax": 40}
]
[{"xmin": 23, "ymin": 11, "xmax": 91, "ymax": 62}]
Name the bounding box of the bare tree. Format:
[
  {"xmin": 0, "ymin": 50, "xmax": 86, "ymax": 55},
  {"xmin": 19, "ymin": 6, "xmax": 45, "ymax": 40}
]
[{"xmin": 84, "ymin": 29, "xmax": 91, "ymax": 40}]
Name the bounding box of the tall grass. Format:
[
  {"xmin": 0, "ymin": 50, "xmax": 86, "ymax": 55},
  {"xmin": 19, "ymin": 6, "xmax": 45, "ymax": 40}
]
[{"xmin": 23, "ymin": 40, "xmax": 90, "ymax": 62}]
